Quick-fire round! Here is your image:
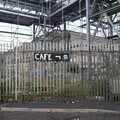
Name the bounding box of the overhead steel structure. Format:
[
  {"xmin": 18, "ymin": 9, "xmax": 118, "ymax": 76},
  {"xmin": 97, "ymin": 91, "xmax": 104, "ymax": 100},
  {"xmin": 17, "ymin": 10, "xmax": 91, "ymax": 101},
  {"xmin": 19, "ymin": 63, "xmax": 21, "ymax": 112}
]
[
  {"xmin": 0, "ymin": 0, "xmax": 119, "ymax": 38},
  {"xmin": 0, "ymin": 0, "xmax": 119, "ymax": 42},
  {"xmin": 0, "ymin": 0, "xmax": 120, "ymax": 28}
]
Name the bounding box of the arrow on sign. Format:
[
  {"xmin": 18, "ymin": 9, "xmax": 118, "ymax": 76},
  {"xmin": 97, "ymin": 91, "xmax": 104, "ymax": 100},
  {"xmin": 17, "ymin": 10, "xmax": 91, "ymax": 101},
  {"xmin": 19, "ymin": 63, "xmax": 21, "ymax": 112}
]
[{"xmin": 55, "ymin": 55, "xmax": 61, "ymax": 60}]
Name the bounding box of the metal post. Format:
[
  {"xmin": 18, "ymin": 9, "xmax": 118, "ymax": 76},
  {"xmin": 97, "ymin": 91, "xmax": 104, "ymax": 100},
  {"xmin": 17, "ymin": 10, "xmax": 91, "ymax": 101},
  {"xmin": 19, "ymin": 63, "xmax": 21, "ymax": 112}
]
[
  {"xmin": 86, "ymin": 0, "xmax": 90, "ymax": 54},
  {"xmin": 86, "ymin": 0, "xmax": 91, "ymax": 81},
  {"xmin": 15, "ymin": 0, "xmax": 20, "ymax": 101},
  {"xmin": 109, "ymin": 16, "xmax": 113, "ymax": 37},
  {"xmin": 33, "ymin": 24, "xmax": 36, "ymax": 97},
  {"xmin": 15, "ymin": 38, "xmax": 18, "ymax": 101},
  {"xmin": 33, "ymin": 24, "xmax": 36, "ymax": 50},
  {"xmin": 64, "ymin": 22, "xmax": 67, "ymax": 50},
  {"xmin": 64, "ymin": 22, "xmax": 66, "ymax": 31}
]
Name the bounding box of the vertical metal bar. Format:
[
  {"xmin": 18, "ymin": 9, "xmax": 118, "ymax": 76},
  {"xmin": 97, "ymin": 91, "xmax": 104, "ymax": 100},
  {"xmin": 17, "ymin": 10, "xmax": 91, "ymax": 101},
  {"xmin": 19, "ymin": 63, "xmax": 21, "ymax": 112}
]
[
  {"xmin": 19, "ymin": 43, "xmax": 21, "ymax": 101},
  {"xmin": 8, "ymin": 44, "xmax": 10, "ymax": 97},
  {"xmin": 36, "ymin": 49, "xmax": 39, "ymax": 95},
  {"xmin": 40, "ymin": 41, "xmax": 42, "ymax": 100},
  {"xmin": 49, "ymin": 40, "xmax": 52, "ymax": 99},
  {"xmin": 33, "ymin": 23, "xmax": 36, "ymax": 98},
  {"xmin": 112, "ymin": 45, "xmax": 115, "ymax": 102},
  {"xmin": 102, "ymin": 45, "xmax": 104, "ymax": 102},
  {"xmin": 21, "ymin": 44, "xmax": 23, "ymax": 101},
  {"xmin": 38, "ymin": 42, "xmax": 40, "ymax": 99},
  {"xmin": 28, "ymin": 43, "xmax": 31, "ymax": 100},
  {"xmin": 33, "ymin": 24, "xmax": 36, "ymax": 51},
  {"xmin": 4, "ymin": 44, "xmax": 6, "ymax": 102},
  {"xmin": 117, "ymin": 45, "xmax": 120, "ymax": 101},
  {"xmin": 33, "ymin": 24, "xmax": 36, "ymax": 100},
  {"xmin": 118, "ymin": 45, "xmax": 120, "ymax": 102},
  {"xmin": 86, "ymin": 0, "xmax": 91, "ymax": 102},
  {"xmin": 53, "ymin": 41, "xmax": 55, "ymax": 98},
  {"xmin": 86, "ymin": 0, "xmax": 90, "ymax": 46},
  {"xmin": 64, "ymin": 22, "xmax": 66, "ymax": 31},
  {"xmin": 9, "ymin": 44, "xmax": 11, "ymax": 100},
  {"xmin": 99, "ymin": 45, "xmax": 102, "ymax": 101},
  {"xmin": 18, "ymin": 43, "xmax": 20, "ymax": 101},
  {"xmin": 25, "ymin": 43, "xmax": 27, "ymax": 101},
  {"xmin": 0, "ymin": 45, "xmax": 1, "ymax": 101},
  {"xmin": 47, "ymin": 41, "xmax": 49, "ymax": 98},
  {"xmin": 81, "ymin": 50, "xmax": 84, "ymax": 102},
  {"xmin": 63, "ymin": 32, "xmax": 65, "ymax": 100},
  {"xmin": 11, "ymin": 45, "xmax": 13, "ymax": 100},
  {"xmin": 86, "ymin": 0, "xmax": 91, "ymax": 81},
  {"xmin": 3, "ymin": 44, "xmax": 4, "ymax": 102},
  {"xmin": 2, "ymin": 45, "xmax": 4, "ymax": 102},
  {"xmin": 6, "ymin": 44, "xmax": 8, "ymax": 101},
  {"xmin": 23, "ymin": 43, "xmax": 26, "ymax": 101},
  {"xmin": 8, "ymin": 44, "xmax": 10, "ymax": 99}
]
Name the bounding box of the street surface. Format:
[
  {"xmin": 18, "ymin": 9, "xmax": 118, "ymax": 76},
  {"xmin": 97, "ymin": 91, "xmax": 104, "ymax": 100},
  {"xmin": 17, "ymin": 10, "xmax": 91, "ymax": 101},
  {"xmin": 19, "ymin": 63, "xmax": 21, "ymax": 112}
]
[
  {"xmin": 1, "ymin": 102, "xmax": 120, "ymax": 111},
  {"xmin": 0, "ymin": 111, "xmax": 120, "ymax": 120},
  {"xmin": 0, "ymin": 102, "xmax": 120, "ymax": 120}
]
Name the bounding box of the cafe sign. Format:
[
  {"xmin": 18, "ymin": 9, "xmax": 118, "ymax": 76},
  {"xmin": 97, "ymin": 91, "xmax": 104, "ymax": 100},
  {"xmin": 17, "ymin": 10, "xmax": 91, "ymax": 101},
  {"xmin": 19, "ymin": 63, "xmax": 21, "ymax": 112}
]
[{"xmin": 34, "ymin": 52, "xmax": 70, "ymax": 61}]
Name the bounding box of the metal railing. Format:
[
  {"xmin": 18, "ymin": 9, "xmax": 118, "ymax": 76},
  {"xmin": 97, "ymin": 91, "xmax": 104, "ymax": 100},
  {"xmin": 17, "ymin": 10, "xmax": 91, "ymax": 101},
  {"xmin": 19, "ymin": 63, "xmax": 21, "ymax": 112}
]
[{"xmin": 0, "ymin": 41, "xmax": 120, "ymax": 103}]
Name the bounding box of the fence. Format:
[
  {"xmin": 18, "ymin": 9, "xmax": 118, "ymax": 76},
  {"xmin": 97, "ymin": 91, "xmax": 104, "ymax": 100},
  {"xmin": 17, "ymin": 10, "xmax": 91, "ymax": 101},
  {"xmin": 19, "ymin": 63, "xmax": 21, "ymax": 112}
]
[{"xmin": 0, "ymin": 41, "xmax": 120, "ymax": 103}]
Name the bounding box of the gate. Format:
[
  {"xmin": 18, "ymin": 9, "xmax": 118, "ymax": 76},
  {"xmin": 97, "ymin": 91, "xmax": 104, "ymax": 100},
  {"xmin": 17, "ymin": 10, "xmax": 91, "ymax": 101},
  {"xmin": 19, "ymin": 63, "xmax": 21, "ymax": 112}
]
[{"xmin": 0, "ymin": 38, "xmax": 120, "ymax": 103}]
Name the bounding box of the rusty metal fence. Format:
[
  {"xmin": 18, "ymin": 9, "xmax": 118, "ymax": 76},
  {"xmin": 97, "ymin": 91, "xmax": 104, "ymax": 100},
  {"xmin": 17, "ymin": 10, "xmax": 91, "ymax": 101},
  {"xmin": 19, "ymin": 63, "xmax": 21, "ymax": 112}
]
[{"xmin": 0, "ymin": 41, "xmax": 120, "ymax": 103}]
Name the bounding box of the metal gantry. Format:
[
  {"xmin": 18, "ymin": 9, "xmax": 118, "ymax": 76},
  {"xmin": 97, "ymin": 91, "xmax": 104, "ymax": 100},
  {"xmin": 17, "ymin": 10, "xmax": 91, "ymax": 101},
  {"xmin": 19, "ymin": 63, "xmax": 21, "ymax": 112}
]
[{"xmin": 0, "ymin": 0, "xmax": 119, "ymax": 42}]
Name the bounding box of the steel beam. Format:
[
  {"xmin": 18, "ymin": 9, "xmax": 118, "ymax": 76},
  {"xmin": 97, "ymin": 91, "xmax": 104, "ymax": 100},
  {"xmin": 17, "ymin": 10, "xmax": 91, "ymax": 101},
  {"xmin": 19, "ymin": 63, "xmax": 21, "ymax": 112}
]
[
  {"xmin": 0, "ymin": 7, "xmax": 42, "ymax": 19},
  {"xmin": 90, "ymin": 4, "xmax": 120, "ymax": 18},
  {"xmin": 86, "ymin": 0, "xmax": 91, "ymax": 82},
  {"xmin": 0, "ymin": 30, "xmax": 32, "ymax": 36},
  {"xmin": 70, "ymin": 4, "xmax": 120, "ymax": 22},
  {"xmin": 0, "ymin": 0, "xmax": 47, "ymax": 13}
]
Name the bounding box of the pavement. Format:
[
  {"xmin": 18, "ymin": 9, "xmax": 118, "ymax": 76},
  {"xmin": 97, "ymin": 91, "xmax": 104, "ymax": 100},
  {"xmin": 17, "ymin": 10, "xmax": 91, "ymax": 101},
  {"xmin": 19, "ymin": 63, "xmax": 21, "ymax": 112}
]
[
  {"xmin": 1, "ymin": 102, "xmax": 120, "ymax": 111},
  {"xmin": 0, "ymin": 111, "xmax": 120, "ymax": 120},
  {"xmin": 0, "ymin": 102, "xmax": 120, "ymax": 120}
]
